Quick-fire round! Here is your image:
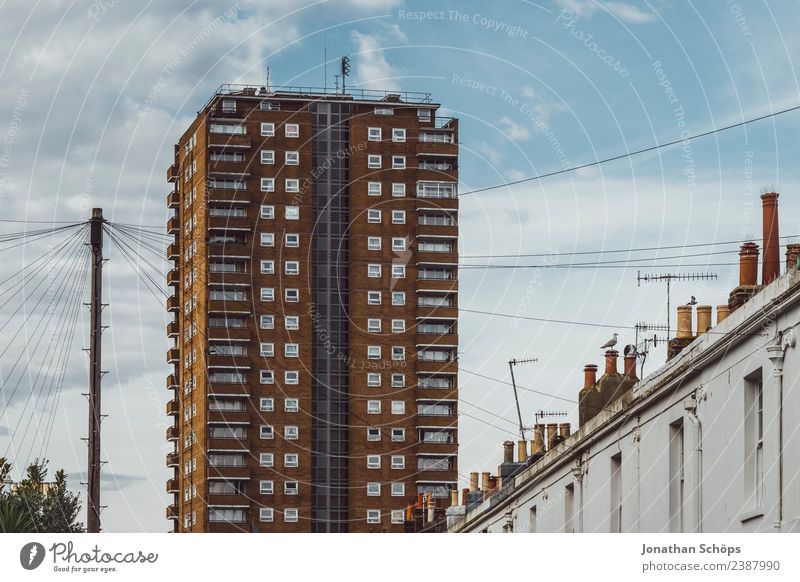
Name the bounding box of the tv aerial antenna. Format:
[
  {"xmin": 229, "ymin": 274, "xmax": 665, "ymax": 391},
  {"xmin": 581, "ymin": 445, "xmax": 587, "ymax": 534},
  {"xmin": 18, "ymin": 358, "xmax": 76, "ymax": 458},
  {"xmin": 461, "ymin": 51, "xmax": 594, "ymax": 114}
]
[
  {"xmin": 637, "ymin": 271, "xmax": 717, "ymax": 333},
  {"xmin": 508, "ymin": 358, "xmax": 537, "ymax": 441}
]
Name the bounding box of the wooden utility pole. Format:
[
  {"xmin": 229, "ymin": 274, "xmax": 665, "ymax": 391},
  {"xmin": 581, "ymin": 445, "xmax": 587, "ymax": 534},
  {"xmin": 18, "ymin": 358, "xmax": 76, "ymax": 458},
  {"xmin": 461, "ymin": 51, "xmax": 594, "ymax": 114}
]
[{"xmin": 87, "ymin": 208, "xmax": 104, "ymax": 533}]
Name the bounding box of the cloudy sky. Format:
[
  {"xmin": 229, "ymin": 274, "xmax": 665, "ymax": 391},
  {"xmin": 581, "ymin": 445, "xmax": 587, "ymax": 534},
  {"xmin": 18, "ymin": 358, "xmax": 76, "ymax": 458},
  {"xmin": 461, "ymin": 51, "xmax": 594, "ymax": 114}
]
[{"xmin": 1, "ymin": 0, "xmax": 800, "ymax": 531}]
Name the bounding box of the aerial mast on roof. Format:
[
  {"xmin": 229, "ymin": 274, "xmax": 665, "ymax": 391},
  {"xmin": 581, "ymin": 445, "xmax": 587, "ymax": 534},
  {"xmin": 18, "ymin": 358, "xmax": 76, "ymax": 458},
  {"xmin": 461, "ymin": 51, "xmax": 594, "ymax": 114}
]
[
  {"xmin": 508, "ymin": 358, "xmax": 538, "ymax": 442},
  {"xmin": 340, "ymin": 55, "xmax": 350, "ymax": 95},
  {"xmin": 637, "ymin": 271, "xmax": 717, "ymax": 334}
]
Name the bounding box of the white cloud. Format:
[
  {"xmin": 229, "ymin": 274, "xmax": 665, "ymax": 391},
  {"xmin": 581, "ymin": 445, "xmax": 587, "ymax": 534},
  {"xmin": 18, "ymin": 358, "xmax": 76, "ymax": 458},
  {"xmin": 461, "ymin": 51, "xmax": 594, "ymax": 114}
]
[
  {"xmin": 498, "ymin": 116, "xmax": 532, "ymax": 141},
  {"xmin": 473, "ymin": 140, "xmax": 504, "ymax": 166},
  {"xmin": 349, "ymin": 24, "xmax": 406, "ymax": 91},
  {"xmin": 557, "ymin": 0, "xmax": 656, "ymax": 23},
  {"xmin": 345, "ymin": 0, "xmax": 404, "ymax": 8}
]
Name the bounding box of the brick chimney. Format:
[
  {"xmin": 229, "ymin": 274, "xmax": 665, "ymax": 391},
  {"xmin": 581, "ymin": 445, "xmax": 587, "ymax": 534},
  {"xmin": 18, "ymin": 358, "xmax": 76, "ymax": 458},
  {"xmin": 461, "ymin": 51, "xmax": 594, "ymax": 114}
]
[
  {"xmin": 502, "ymin": 440, "xmax": 514, "ymax": 463},
  {"xmin": 668, "ymin": 305, "xmax": 695, "ymax": 359},
  {"xmin": 531, "ymin": 424, "xmax": 545, "ymax": 459},
  {"xmin": 786, "ymin": 243, "xmax": 800, "ymax": 272},
  {"xmin": 762, "ymin": 192, "xmax": 780, "ymax": 284},
  {"xmin": 729, "ymin": 242, "xmax": 761, "ymax": 312},
  {"xmin": 583, "ymin": 364, "xmax": 598, "ymax": 388},
  {"xmin": 623, "ymin": 351, "xmax": 638, "ymax": 380}
]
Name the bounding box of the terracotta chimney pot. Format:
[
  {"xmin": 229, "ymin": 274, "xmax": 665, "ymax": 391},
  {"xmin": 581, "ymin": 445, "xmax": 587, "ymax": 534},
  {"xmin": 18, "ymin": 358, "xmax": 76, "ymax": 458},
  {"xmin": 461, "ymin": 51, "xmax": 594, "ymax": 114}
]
[
  {"xmin": 717, "ymin": 305, "xmax": 730, "ymax": 323},
  {"xmin": 676, "ymin": 305, "xmax": 693, "ymax": 339},
  {"xmin": 604, "ymin": 350, "xmax": 619, "ymax": 375},
  {"xmin": 696, "ymin": 305, "xmax": 712, "ymax": 335},
  {"xmin": 739, "ymin": 242, "xmax": 759, "ymax": 286},
  {"xmin": 762, "ymin": 192, "xmax": 780, "ymax": 284}
]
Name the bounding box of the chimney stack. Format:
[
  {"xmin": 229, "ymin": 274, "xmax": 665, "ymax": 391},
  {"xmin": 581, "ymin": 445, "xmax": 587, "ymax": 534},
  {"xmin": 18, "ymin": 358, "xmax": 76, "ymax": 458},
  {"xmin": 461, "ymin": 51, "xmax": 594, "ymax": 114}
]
[
  {"xmin": 558, "ymin": 423, "xmax": 570, "ymax": 441},
  {"xmin": 502, "ymin": 441, "xmax": 514, "ymax": 463},
  {"xmin": 450, "ymin": 489, "xmax": 458, "ymax": 507},
  {"xmin": 416, "ymin": 493, "xmax": 424, "ymax": 509},
  {"xmin": 716, "ymin": 305, "xmax": 730, "ymax": 323},
  {"xmin": 583, "ymin": 364, "xmax": 598, "ymax": 389},
  {"xmin": 517, "ymin": 440, "xmax": 527, "ymax": 463},
  {"xmin": 696, "ymin": 305, "xmax": 712, "ymax": 335},
  {"xmin": 531, "ymin": 424, "xmax": 545, "ymax": 458},
  {"xmin": 461, "ymin": 488, "xmax": 469, "ymax": 505},
  {"xmin": 762, "ymin": 192, "xmax": 780, "ymax": 284},
  {"xmin": 469, "ymin": 472, "xmax": 479, "ymax": 492},
  {"xmin": 739, "ymin": 242, "xmax": 760, "ymax": 286},
  {"xmin": 623, "ymin": 352, "xmax": 637, "ymax": 380},
  {"xmin": 481, "ymin": 472, "xmax": 490, "ymax": 492},
  {"xmin": 604, "ymin": 350, "xmax": 619, "ymax": 375},
  {"xmin": 488, "ymin": 476, "xmax": 498, "ymax": 490},
  {"xmin": 786, "ymin": 243, "xmax": 800, "ymax": 272},
  {"xmin": 676, "ymin": 305, "xmax": 693, "ymax": 338},
  {"xmin": 546, "ymin": 423, "xmax": 559, "ymax": 450}
]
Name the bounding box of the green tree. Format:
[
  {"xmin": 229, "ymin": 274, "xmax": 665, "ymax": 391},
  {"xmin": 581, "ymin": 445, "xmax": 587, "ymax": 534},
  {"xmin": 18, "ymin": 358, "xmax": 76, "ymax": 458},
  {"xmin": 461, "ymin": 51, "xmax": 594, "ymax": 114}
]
[{"xmin": 0, "ymin": 457, "xmax": 84, "ymax": 533}]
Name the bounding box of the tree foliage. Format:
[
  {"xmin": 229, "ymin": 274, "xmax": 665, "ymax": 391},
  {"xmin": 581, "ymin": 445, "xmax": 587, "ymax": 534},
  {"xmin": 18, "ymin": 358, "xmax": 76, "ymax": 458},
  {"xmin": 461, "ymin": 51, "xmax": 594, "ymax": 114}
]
[{"xmin": 0, "ymin": 457, "xmax": 84, "ymax": 533}]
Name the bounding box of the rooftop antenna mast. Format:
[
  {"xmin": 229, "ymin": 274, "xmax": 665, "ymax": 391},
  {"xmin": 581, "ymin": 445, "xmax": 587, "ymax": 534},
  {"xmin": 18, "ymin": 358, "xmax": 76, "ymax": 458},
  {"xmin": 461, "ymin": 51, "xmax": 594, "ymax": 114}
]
[
  {"xmin": 508, "ymin": 358, "xmax": 538, "ymax": 441},
  {"xmin": 533, "ymin": 410, "xmax": 568, "ymax": 425},
  {"xmin": 340, "ymin": 55, "xmax": 350, "ymax": 95},
  {"xmin": 637, "ymin": 271, "xmax": 717, "ymax": 334},
  {"xmin": 632, "ymin": 322, "xmax": 669, "ymax": 377}
]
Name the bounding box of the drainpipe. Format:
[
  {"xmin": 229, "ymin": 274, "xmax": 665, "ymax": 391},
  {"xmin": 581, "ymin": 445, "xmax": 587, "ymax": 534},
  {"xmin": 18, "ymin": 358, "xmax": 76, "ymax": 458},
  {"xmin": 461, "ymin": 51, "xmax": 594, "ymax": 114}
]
[
  {"xmin": 571, "ymin": 462, "xmax": 584, "ymax": 533},
  {"xmin": 683, "ymin": 393, "xmax": 702, "ymax": 533},
  {"xmin": 766, "ymin": 331, "xmax": 794, "ymax": 531}
]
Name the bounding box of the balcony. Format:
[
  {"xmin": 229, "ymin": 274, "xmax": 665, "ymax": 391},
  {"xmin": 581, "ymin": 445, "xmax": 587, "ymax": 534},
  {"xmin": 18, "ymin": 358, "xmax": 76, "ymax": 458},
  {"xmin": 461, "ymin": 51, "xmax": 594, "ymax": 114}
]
[
  {"xmin": 167, "ymin": 217, "xmax": 179, "ymax": 234},
  {"xmin": 207, "ymin": 354, "xmax": 250, "ymax": 369},
  {"xmin": 167, "ymin": 269, "xmax": 180, "ymax": 287},
  {"xmin": 166, "ymin": 374, "xmax": 178, "ymax": 390},
  {"xmin": 207, "ymin": 326, "xmax": 250, "ymax": 342},
  {"xmin": 208, "ymin": 299, "xmax": 251, "ymax": 314},
  {"xmin": 208, "ymin": 465, "xmax": 250, "ymax": 480},
  {"xmin": 207, "ymin": 134, "xmax": 251, "ymax": 149},
  {"xmin": 207, "ymin": 242, "xmax": 251, "ymax": 258},
  {"xmin": 167, "ymin": 321, "xmax": 179, "ymax": 338},
  {"xmin": 167, "ymin": 348, "xmax": 179, "ymax": 364},
  {"xmin": 207, "ymin": 188, "xmax": 253, "ymax": 205},
  {"xmin": 207, "ymin": 216, "xmax": 253, "ymax": 231},
  {"xmin": 167, "ymin": 191, "xmax": 179, "ymax": 208},
  {"xmin": 208, "ymin": 410, "xmax": 250, "ymax": 425},
  {"xmin": 166, "ymin": 399, "xmax": 179, "ymax": 416},
  {"xmin": 167, "ymin": 296, "xmax": 179, "ymax": 312},
  {"xmin": 166, "ymin": 478, "xmax": 178, "ymax": 493},
  {"xmin": 167, "ymin": 243, "xmax": 179, "ymax": 261},
  {"xmin": 207, "ymin": 271, "xmax": 252, "ymax": 287},
  {"xmin": 167, "ymin": 164, "xmax": 178, "ymax": 183},
  {"xmin": 166, "ymin": 504, "xmax": 178, "ymax": 520},
  {"xmin": 417, "ymin": 359, "xmax": 458, "ymax": 376},
  {"xmin": 166, "ymin": 452, "xmax": 179, "ymax": 467},
  {"xmin": 166, "ymin": 425, "xmax": 180, "ymax": 441}
]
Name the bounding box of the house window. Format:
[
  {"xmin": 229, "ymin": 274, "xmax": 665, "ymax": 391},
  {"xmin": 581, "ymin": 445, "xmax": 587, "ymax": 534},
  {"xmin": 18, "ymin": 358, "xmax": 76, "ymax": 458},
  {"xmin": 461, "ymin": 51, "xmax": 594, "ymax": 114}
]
[
  {"xmin": 392, "ymin": 128, "xmax": 406, "ymax": 142},
  {"xmin": 367, "ymin": 373, "xmax": 381, "ymax": 387},
  {"xmin": 565, "ymin": 483, "xmax": 575, "ymax": 533},
  {"xmin": 285, "ymin": 233, "xmax": 300, "ymax": 247},
  {"xmin": 367, "ymin": 319, "xmax": 381, "ymax": 333},
  {"xmin": 284, "ymin": 481, "xmax": 299, "ymax": 495},
  {"xmin": 368, "ymin": 127, "xmax": 381, "ymax": 141},
  {"xmin": 260, "ymin": 260, "xmax": 275, "ymax": 275},
  {"xmin": 391, "ymin": 183, "xmax": 406, "ymax": 197},
  {"xmin": 744, "ymin": 370, "xmax": 764, "ymax": 514},
  {"xmin": 392, "ymin": 156, "xmax": 406, "ymax": 169},
  {"xmin": 391, "ymin": 210, "xmax": 406, "ymax": 224},
  {"xmin": 391, "ymin": 265, "xmax": 406, "ymax": 279},
  {"xmin": 261, "ymin": 150, "xmax": 275, "ymax": 165},
  {"xmin": 285, "ymin": 151, "xmax": 299, "ymax": 165},
  {"xmin": 285, "ymin": 398, "xmax": 299, "ymax": 412},
  {"xmin": 260, "ymin": 343, "xmax": 274, "ymax": 357},
  {"xmin": 391, "ymin": 482, "xmax": 405, "ymax": 496},
  {"xmin": 259, "ymin": 480, "xmax": 274, "ymax": 495},
  {"xmin": 391, "ymin": 401, "xmax": 405, "ymax": 415},
  {"xmin": 285, "ymin": 289, "xmax": 299, "ymax": 302},
  {"xmin": 391, "ymin": 292, "xmax": 405, "ymax": 306},
  {"xmin": 284, "ymin": 508, "xmax": 299, "ymax": 522},
  {"xmin": 260, "ymin": 122, "xmax": 275, "ymax": 136},
  {"xmin": 392, "ymin": 237, "xmax": 406, "ymax": 251},
  {"xmin": 285, "ymin": 261, "xmax": 300, "ymax": 275},
  {"xmin": 391, "ymin": 428, "xmax": 405, "ymax": 442},
  {"xmin": 391, "ymin": 510, "xmax": 404, "ymax": 524},
  {"xmin": 285, "ymin": 123, "xmax": 299, "ymax": 137},
  {"xmin": 391, "ymin": 374, "xmax": 405, "ymax": 387},
  {"xmin": 260, "ymin": 315, "xmax": 275, "ymax": 329},
  {"xmin": 367, "ymin": 510, "xmax": 381, "ymax": 524},
  {"xmin": 367, "ymin": 455, "xmax": 381, "ymax": 469},
  {"xmin": 367, "ymin": 482, "xmax": 381, "ymax": 496},
  {"xmin": 285, "ymin": 344, "xmax": 299, "ymax": 358},
  {"xmin": 392, "ymin": 347, "xmax": 406, "ymax": 361},
  {"xmin": 529, "ymin": 506, "xmax": 537, "ymax": 533},
  {"xmin": 260, "ymin": 425, "xmax": 274, "ymax": 439},
  {"xmin": 285, "ymin": 205, "xmax": 300, "ymax": 219},
  {"xmin": 367, "ymin": 428, "xmax": 381, "ymax": 441},
  {"xmin": 261, "ymin": 178, "xmax": 275, "ymax": 192},
  {"xmin": 260, "ymin": 205, "xmax": 275, "ymax": 219},
  {"xmin": 285, "ymin": 316, "xmax": 300, "ymax": 330},
  {"xmin": 260, "ymin": 288, "xmax": 275, "ymax": 301},
  {"xmin": 391, "ymin": 319, "xmax": 405, "ymax": 333},
  {"xmin": 391, "ymin": 456, "xmax": 405, "ymax": 469},
  {"xmin": 259, "ymin": 453, "xmax": 274, "ymax": 467},
  {"xmin": 367, "ymin": 346, "xmax": 381, "ymax": 360},
  {"xmin": 260, "ymin": 370, "xmax": 275, "ymax": 385},
  {"xmin": 285, "ymin": 180, "xmax": 300, "ymax": 193},
  {"xmin": 367, "ymin": 265, "xmax": 381, "ymax": 278},
  {"xmin": 285, "ymin": 371, "xmax": 299, "ymax": 385},
  {"xmin": 285, "ymin": 426, "xmax": 299, "ymax": 440},
  {"xmin": 367, "ymin": 209, "xmax": 382, "ymax": 223},
  {"xmin": 375, "ymin": 107, "xmax": 394, "ymax": 115},
  {"xmin": 260, "ymin": 508, "xmax": 274, "ymax": 522},
  {"xmin": 418, "ymin": 108, "xmax": 432, "ymax": 121},
  {"xmin": 284, "ymin": 453, "xmax": 299, "ymax": 467},
  {"xmin": 367, "ymin": 400, "xmax": 381, "ymax": 414},
  {"xmin": 368, "ymin": 155, "xmax": 381, "ymax": 168},
  {"xmin": 368, "ymin": 182, "xmax": 382, "ymax": 196},
  {"xmin": 669, "ymin": 419, "xmax": 684, "ymax": 533},
  {"xmin": 260, "ymin": 232, "xmax": 275, "ymax": 247},
  {"xmin": 367, "ymin": 291, "xmax": 381, "ymax": 305},
  {"xmin": 368, "ymin": 237, "xmax": 382, "ymax": 251},
  {"xmin": 610, "ymin": 453, "xmax": 622, "ymax": 533}
]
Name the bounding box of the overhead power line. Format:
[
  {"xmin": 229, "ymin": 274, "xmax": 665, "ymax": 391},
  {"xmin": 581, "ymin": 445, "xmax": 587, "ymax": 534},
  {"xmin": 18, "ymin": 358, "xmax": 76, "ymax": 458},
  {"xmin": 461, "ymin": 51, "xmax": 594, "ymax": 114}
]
[{"xmin": 459, "ymin": 102, "xmax": 800, "ymax": 196}]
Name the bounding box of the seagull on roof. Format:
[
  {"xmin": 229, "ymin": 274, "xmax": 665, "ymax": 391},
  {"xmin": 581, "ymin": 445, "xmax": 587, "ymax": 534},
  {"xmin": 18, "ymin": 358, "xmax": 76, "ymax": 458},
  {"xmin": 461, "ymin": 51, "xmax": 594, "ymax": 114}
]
[
  {"xmin": 600, "ymin": 333, "xmax": 618, "ymax": 349},
  {"xmin": 687, "ymin": 296, "xmax": 697, "ymax": 306}
]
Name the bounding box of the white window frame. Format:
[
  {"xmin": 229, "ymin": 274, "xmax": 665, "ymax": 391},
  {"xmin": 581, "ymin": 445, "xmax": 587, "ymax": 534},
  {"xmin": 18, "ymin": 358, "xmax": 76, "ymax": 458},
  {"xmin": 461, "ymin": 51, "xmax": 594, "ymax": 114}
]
[
  {"xmin": 392, "ymin": 265, "xmax": 406, "ymax": 279},
  {"xmin": 285, "ymin": 123, "xmax": 299, "ymax": 137},
  {"xmin": 260, "ymin": 343, "xmax": 275, "ymax": 357},
  {"xmin": 367, "ymin": 264, "xmax": 382, "ymax": 278},
  {"xmin": 260, "ymin": 232, "xmax": 275, "ymax": 247},
  {"xmin": 285, "ymin": 343, "xmax": 299, "ymax": 358},
  {"xmin": 367, "ymin": 400, "xmax": 381, "ymax": 414},
  {"xmin": 368, "ymin": 182, "xmax": 382, "ymax": 196},
  {"xmin": 285, "ymin": 179, "xmax": 300, "ymax": 193},
  {"xmin": 392, "ymin": 128, "xmax": 406, "ymax": 142},
  {"xmin": 391, "ymin": 210, "xmax": 406, "ymax": 224},
  {"xmin": 392, "ymin": 183, "xmax": 406, "ymax": 197},
  {"xmin": 391, "ymin": 319, "xmax": 405, "ymax": 333},
  {"xmin": 285, "ymin": 316, "xmax": 300, "ymax": 330},
  {"xmin": 391, "ymin": 401, "xmax": 406, "ymax": 415},
  {"xmin": 285, "ymin": 398, "xmax": 299, "ymax": 413},
  {"xmin": 391, "ymin": 455, "xmax": 405, "ymax": 469},
  {"xmin": 261, "ymin": 150, "xmax": 275, "ymax": 165},
  {"xmin": 260, "ymin": 425, "xmax": 275, "ymax": 439},
  {"xmin": 285, "ymin": 426, "xmax": 299, "ymax": 440},
  {"xmin": 367, "ymin": 319, "xmax": 381, "ymax": 333},
  {"xmin": 285, "ymin": 371, "xmax": 300, "ymax": 385},
  {"xmin": 367, "ymin": 373, "xmax": 381, "ymax": 387},
  {"xmin": 285, "ymin": 261, "xmax": 300, "ymax": 275},
  {"xmin": 367, "ymin": 482, "xmax": 381, "ymax": 496},
  {"xmin": 367, "ymin": 346, "xmax": 381, "ymax": 360},
  {"xmin": 260, "ymin": 205, "xmax": 275, "ymax": 219},
  {"xmin": 260, "ymin": 260, "xmax": 275, "ymax": 275},
  {"xmin": 285, "ymin": 151, "xmax": 299, "ymax": 165},
  {"xmin": 367, "ymin": 209, "xmax": 382, "ymax": 223},
  {"xmin": 260, "ymin": 122, "xmax": 275, "ymax": 137},
  {"xmin": 367, "ymin": 291, "xmax": 381, "ymax": 305},
  {"xmin": 367, "ymin": 455, "xmax": 381, "ymax": 469},
  {"xmin": 284, "ymin": 453, "xmax": 299, "ymax": 467},
  {"xmin": 261, "ymin": 178, "xmax": 275, "ymax": 193},
  {"xmin": 367, "ymin": 510, "xmax": 381, "ymax": 524},
  {"xmin": 368, "ymin": 237, "xmax": 382, "ymax": 251},
  {"xmin": 367, "ymin": 155, "xmax": 381, "ymax": 169},
  {"xmin": 285, "ymin": 288, "xmax": 300, "ymax": 302},
  {"xmin": 285, "ymin": 233, "xmax": 300, "ymax": 247},
  {"xmin": 260, "ymin": 480, "xmax": 274, "ymax": 495},
  {"xmin": 392, "ymin": 155, "xmax": 406, "ymax": 169},
  {"xmin": 259, "ymin": 453, "xmax": 274, "ymax": 467},
  {"xmin": 260, "ymin": 508, "xmax": 274, "ymax": 522},
  {"xmin": 367, "ymin": 427, "xmax": 381, "ymax": 441},
  {"xmin": 391, "ymin": 292, "xmax": 406, "ymax": 306},
  {"xmin": 391, "ymin": 482, "xmax": 405, "ymax": 497},
  {"xmin": 284, "ymin": 508, "xmax": 299, "ymax": 522}
]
